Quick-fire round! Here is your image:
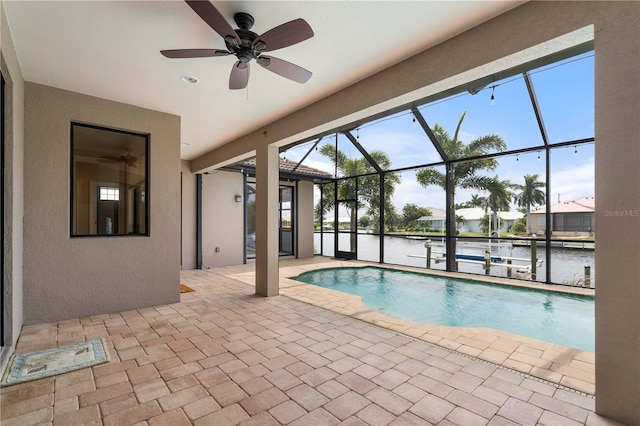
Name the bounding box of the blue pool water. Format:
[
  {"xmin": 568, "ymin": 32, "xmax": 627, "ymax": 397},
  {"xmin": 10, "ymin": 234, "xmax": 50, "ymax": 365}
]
[{"xmin": 294, "ymin": 267, "xmax": 594, "ymax": 352}]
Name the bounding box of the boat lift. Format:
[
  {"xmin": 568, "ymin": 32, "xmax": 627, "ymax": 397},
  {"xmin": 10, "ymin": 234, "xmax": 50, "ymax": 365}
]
[{"xmin": 408, "ymin": 239, "xmax": 542, "ymax": 278}]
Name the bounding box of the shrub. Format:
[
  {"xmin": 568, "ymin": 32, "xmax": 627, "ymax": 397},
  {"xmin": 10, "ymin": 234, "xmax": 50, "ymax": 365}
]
[{"xmin": 511, "ymin": 222, "xmax": 526, "ymax": 234}]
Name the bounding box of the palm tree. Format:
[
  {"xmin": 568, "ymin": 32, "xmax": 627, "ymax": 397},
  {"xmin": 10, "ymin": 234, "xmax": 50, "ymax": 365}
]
[
  {"xmin": 416, "ymin": 111, "xmax": 506, "ymax": 261},
  {"xmin": 317, "ymin": 142, "xmax": 400, "ymax": 250},
  {"xmin": 513, "ymin": 173, "xmax": 545, "ymax": 235},
  {"xmin": 468, "ymin": 194, "xmax": 486, "ymax": 208},
  {"xmin": 485, "ymin": 176, "xmax": 514, "ymax": 235}
]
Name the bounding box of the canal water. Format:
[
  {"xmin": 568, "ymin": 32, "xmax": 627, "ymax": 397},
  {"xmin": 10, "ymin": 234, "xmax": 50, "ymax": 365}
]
[{"xmin": 314, "ymin": 233, "xmax": 595, "ymax": 286}]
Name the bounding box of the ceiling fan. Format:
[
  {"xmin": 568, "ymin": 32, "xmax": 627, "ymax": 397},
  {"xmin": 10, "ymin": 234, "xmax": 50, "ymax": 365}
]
[
  {"xmin": 161, "ymin": 0, "xmax": 314, "ymax": 90},
  {"xmin": 98, "ymin": 151, "xmax": 139, "ymax": 168}
]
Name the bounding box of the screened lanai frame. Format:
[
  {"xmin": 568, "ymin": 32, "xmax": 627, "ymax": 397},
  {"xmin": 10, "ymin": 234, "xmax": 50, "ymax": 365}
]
[{"xmin": 283, "ymin": 42, "xmax": 595, "ymax": 285}]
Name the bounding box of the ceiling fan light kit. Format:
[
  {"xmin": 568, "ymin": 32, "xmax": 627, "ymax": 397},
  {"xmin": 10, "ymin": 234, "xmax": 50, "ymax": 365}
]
[{"xmin": 161, "ymin": 0, "xmax": 314, "ymax": 90}]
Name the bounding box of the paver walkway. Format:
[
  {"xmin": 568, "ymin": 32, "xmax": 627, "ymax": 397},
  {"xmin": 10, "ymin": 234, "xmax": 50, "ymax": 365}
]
[{"xmin": 1, "ymin": 258, "xmax": 618, "ymax": 425}]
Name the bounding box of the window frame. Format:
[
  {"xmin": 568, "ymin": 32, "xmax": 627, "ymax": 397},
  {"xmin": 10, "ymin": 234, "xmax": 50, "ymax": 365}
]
[
  {"xmin": 70, "ymin": 122, "xmax": 150, "ymax": 238},
  {"xmin": 1, "ymin": 71, "xmax": 6, "ymax": 346}
]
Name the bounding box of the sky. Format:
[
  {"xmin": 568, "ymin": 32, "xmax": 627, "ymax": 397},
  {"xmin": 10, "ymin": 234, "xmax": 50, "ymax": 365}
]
[{"xmin": 283, "ymin": 52, "xmax": 595, "ymax": 214}]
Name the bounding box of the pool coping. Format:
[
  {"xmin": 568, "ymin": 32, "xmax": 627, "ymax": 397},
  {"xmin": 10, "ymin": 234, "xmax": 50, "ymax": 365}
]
[
  {"xmin": 222, "ymin": 258, "xmax": 595, "ymax": 395},
  {"xmin": 292, "ymin": 262, "xmax": 596, "ymax": 298}
]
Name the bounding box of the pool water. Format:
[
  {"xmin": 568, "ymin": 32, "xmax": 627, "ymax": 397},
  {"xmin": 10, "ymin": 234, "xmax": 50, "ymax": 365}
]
[{"xmin": 294, "ymin": 266, "xmax": 594, "ymax": 352}]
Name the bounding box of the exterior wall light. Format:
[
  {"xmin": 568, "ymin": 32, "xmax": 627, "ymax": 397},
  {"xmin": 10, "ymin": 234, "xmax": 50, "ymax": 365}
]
[{"xmin": 235, "ymin": 195, "xmax": 242, "ymax": 202}]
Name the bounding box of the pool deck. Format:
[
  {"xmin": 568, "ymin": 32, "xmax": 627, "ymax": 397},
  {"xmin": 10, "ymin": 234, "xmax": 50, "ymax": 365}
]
[
  {"xmin": 223, "ymin": 257, "xmax": 596, "ymax": 395},
  {"xmin": 1, "ymin": 256, "xmax": 612, "ymax": 425}
]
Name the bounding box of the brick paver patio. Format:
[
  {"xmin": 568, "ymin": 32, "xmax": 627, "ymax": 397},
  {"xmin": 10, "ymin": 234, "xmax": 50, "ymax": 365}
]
[{"xmin": 1, "ymin": 258, "xmax": 619, "ymax": 425}]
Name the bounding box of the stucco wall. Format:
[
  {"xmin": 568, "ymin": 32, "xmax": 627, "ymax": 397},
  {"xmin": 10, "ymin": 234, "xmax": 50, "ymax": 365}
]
[
  {"xmin": 23, "ymin": 82, "xmax": 181, "ymax": 324},
  {"xmin": 592, "ymin": 2, "xmax": 640, "ymax": 422},
  {"xmin": 201, "ymin": 171, "xmax": 244, "ymax": 268},
  {"xmin": 1, "ymin": 0, "xmax": 25, "ymax": 367}
]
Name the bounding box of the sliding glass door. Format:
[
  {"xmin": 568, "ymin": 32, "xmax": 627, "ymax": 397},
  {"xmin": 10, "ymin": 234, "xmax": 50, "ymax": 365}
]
[{"xmin": 279, "ymin": 185, "xmax": 294, "ymax": 256}]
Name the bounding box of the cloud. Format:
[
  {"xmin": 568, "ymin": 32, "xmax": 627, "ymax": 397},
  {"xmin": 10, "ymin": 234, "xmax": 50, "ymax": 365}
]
[
  {"xmin": 391, "ymin": 175, "xmax": 446, "ymax": 211},
  {"xmin": 358, "ymin": 129, "xmax": 443, "ymax": 166},
  {"xmin": 550, "ymin": 156, "xmax": 594, "ymax": 202},
  {"xmin": 301, "ymin": 159, "xmax": 334, "ymax": 175},
  {"xmin": 457, "ymin": 130, "xmax": 479, "ymax": 144}
]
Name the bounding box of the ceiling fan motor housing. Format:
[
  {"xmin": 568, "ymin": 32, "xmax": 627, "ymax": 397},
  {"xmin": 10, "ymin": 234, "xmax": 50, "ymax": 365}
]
[
  {"xmin": 234, "ymin": 29, "xmax": 258, "ymax": 49},
  {"xmin": 229, "ymin": 15, "xmax": 261, "ymax": 67},
  {"xmin": 233, "ymin": 12, "xmax": 254, "ymax": 30}
]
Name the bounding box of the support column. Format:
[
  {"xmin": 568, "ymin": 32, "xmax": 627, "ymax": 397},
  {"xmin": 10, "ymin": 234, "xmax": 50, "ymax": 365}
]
[
  {"xmin": 255, "ymin": 143, "xmax": 279, "ymax": 296},
  {"xmin": 594, "ymin": 4, "xmax": 640, "ymax": 423},
  {"xmin": 445, "ymin": 164, "xmax": 457, "ymax": 272}
]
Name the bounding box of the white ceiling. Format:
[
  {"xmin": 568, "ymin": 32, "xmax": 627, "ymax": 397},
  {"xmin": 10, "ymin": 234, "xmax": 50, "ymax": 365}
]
[{"xmin": 3, "ymin": 0, "xmax": 523, "ymax": 160}]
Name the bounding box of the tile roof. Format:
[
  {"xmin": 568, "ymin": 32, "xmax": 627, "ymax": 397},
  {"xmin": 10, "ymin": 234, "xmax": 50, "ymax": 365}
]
[
  {"xmin": 239, "ymin": 157, "xmax": 332, "ymax": 179},
  {"xmin": 532, "ymin": 196, "xmax": 595, "ymax": 214}
]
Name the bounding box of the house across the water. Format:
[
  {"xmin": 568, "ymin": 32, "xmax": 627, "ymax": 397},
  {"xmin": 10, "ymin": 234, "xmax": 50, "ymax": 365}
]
[{"xmin": 530, "ymin": 196, "xmax": 595, "ymax": 237}]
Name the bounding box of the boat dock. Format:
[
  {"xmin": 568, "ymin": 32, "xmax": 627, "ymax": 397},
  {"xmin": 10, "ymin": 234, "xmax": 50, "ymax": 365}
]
[{"xmin": 511, "ymin": 240, "xmax": 594, "ymax": 250}]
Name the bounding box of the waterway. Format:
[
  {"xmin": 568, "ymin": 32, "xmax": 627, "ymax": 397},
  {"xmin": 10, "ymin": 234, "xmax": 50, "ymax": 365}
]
[{"xmin": 314, "ymin": 233, "xmax": 595, "ymax": 286}]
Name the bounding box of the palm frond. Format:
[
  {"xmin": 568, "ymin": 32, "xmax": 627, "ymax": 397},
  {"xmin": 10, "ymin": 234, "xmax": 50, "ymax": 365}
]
[
  {"xmin": 416, "ymin": 168, "xmax": 446, "ymax": 190},
  {"xmin": 466, "ymin": 134, "xmax": 506, "ymax": 154},
  {"xmin": 452, "ymin": 110, "xmax": 467, "ymax": 142}
]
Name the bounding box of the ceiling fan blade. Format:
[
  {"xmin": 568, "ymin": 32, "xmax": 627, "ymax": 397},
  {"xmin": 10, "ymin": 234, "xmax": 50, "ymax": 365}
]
[
  {"xmin": 257, "ymin": 55, "xmax": 312, "ymax": 84},
  {"xmin": 229, "ymin": 61, "xmax": 250, "ymax": 90},
  {"xmin": 99, "ymin": 155, "xmax": 123, "ymax": 162},
  {"xmin": 253, "ymin": 18, "xmax": 314, "ymax": 52},
  {"xmin": 161, "ymin": 49, "xmax": 229, "ymax": 58},
  {"xmin": 185, "ymin": 0, "xmax": 241, "ymax": 45}
]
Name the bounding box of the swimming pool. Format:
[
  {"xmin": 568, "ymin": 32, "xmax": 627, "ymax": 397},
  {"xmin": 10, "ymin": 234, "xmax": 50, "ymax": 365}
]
[{"xmin": 294, "ymin": 266, "xmax": 594, "ymax": 352}]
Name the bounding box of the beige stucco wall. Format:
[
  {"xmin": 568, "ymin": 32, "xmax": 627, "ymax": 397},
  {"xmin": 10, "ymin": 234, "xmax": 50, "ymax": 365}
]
[
  {"xmin": 180, "ymin": 160, "xmax": 197, "ymax": 270},
  {"xmin": 23, "ymin": 82, "xmax": 181, "ymax": 324},
  {"xmin": 1, "ymin": 1, "xmax": 25, "ymax": 367},
  {"xmin": 592, "ymin": 3, "xmax": 639, "ymax": 423},
  {"xmin": 201, "ymin": 171, "xmax": 245, "ymax": 268},
  {"xmin": 297, "ymin": 180, "xmax": 315, "ymax": 258},
  {"xmin": 190, "ymin": 2, "xmax": 640, "ymax": 423}
]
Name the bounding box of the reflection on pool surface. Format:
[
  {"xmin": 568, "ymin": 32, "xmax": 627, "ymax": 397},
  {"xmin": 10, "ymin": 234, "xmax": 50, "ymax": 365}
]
[{"xmin": 294, "ymin": 266, "xmax": 594, "ymax": 352}]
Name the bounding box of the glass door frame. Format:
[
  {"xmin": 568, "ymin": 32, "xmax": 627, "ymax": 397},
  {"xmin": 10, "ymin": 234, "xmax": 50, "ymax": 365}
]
[
  {"xmin": 334, "ymin": 178, "xmax": 358, "ymax": 260},
  {"xmin": 243, "ymin": 177, "xmax": 299, "ymax": 262},
  {"xmin": 279, "ymin": 183, "xmax": 295, "ymax": 256},
  {"xmin": 243, "ymin": 177, "xmax": 256, "ymax": 262}
]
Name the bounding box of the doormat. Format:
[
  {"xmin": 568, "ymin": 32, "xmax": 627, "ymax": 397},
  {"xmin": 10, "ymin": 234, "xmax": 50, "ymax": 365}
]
[
  {"xmin": 180, "ymin": 284, "xmax": 195, "ymax": 293},
  {"xmin": 1, "ymin": 339, "xmax": 110, "ymax": 387}
]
